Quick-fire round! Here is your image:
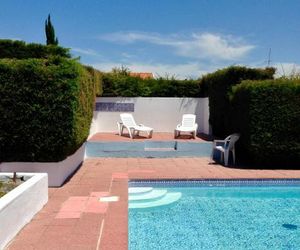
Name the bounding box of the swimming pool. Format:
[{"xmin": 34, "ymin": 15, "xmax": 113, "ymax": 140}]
[{"xmin": 128, "ymin": 180, "xmax": 300, "ymax": 249}]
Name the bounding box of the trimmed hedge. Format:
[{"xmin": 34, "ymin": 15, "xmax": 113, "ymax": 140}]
[
  {"xmin": 0, "ymin": 39, "xmax": 71, "ymax": 59},
  {"xmin": 84, "ymin": 65, "xmax": 103, "ymax": 96},
  {"xmin": 101, "ymin": 73, "xmax": 203, "ymax": 97},
  {"xmin": 231, "ymin": 79, "xmax": 300, "ymax": 166},
  {"xmin": 200, "ymin": 66, "xmax": 275, "ymax": 137},
  {"xmin": 0, "ymin": 57, "xmax": 96, "ymax": 162}
]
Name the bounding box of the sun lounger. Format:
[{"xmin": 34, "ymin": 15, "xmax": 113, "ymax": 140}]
[{"xmin": 119, "ymin": 113, "xmax": 153, "ymax": 139}]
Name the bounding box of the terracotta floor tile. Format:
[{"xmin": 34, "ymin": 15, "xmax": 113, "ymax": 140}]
[
  {"xmin": 6, "ymin": 242, "xmax": 35, "ymax": 250},
  {"xmin": 67, "ymin": 234, "xmax": 99, "ymax": 246},
  {"xmin": 50, "ymin": 218, "xmax": 78, "ymax": 226},
  {"xmin": 66, "ymin": 245, "xmax": 95, "ymax": 250},
  {"xmin": 7, "ymin": 155, "xmax": 300, "ymax": 250}
]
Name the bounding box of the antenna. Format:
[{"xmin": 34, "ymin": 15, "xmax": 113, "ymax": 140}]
[{"xmin": 267, "ymin": 48, "xmax": 272, "ymax": 67}]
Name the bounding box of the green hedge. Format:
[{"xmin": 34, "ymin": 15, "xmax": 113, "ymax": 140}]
[
  {"xmin": 201, "ymin": 66, "xmax": 275, "ymax": 137},
  {"xmin": 0, "ymin": 57, "xmax": 96, "ymax": 162},
  {"xmin": 101, "ymin": 73, "xmax": 203, "ymax": 97},
  {"xmin": 84, "ymin": 65, "xmax": 103, "ymax": 96},
  {"xmin": 0, "ymin": 39, "xmax": 71, "ymax": 59},
  {"xmin": 231, "ymin": 79, "xmax": 300, "ymax": 166}
]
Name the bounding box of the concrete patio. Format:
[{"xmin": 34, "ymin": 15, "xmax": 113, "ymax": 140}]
[{"xmin": 6, "ymin": 155, "xmax": 300, "ymax": 250}]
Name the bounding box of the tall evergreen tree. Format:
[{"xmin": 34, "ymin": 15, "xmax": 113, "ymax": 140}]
[{"xmin": 45, "ymin": 14, "xmax": 58, "ymax": 45}]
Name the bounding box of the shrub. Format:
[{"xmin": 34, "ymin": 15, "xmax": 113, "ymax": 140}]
[
  {"xmin": 84, "ymin": 65, "xmax": 103, "ymax": 96},
  {"xmin": 231, "ymin": 79, "xmax": 300, "ymax": 166},
  {"xmin": 101, "ymin": 73, "xmax": 203, "ymax": 97},
  {"xmin": 201, "ymin": 66, "xmax": 275, "ymax": 137},
  {"xmin": 102, "ymin": 73, "xmax": 143, "ymax": 97},
  {"xmin": 0, "ymin": 57, "xmax": 96, "ymax": 162},
  {"xmin": 0, "ymin": 39, "xmax": 70, "ymax": 59}
]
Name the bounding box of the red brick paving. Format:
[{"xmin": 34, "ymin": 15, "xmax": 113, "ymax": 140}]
[{"xmin": 6, "ymin": 156, "xmax": 300, "ymax": 250}]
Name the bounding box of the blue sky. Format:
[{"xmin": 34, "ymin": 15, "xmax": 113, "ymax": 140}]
[{"xmin": 1, "ymin": 0, "xmax": 300, "ymax": 78}]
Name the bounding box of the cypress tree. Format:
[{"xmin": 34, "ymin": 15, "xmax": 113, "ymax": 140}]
[{"xmin": 45, "ymin": 14, "xmax": 58, "ymax": 45}]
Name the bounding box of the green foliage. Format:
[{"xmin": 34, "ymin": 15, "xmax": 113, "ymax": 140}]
[
  {"xmin": 231, "ymin": 79, "xmax": 300, "ymax": 166},
  {"xmin": 201, "ymin": 66, "xmax": 275, "ymax": 137},
  {"xmin": 101, "ymin": 72, "xmax": 202, "ymax": 97},
  {"xmin": 84, "ymin": 65, "xmax": 103, "ymax": 96},
  {"xmin": 0, "ymin": 39, "xmax": 70, "ymax": 59},
  {"xmin": 0, "ymin": 57, "xmax": 96, "ymax": 162},
  {"xmin": 0, "ymin": 182, "xmax": 3, "ymax": 197},
  {"xmin": 45, "ymin": 14, "xmax": 58, "ymax": 45}
]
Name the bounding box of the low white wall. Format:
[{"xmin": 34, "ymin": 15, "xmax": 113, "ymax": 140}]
[
  {"xmin": 0, "ymin": 173, "xmax": 48, "ymax": 249},
  {"xmin": 0, "ymin": 143, "xmax": 85, "ymax": 187},
  {"xmin": 89, "ymin": 97, "xmax": 210, "ymax": 136}
]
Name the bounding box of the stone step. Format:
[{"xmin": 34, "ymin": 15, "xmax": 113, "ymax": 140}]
[
  {"xmin": 144, "ymin": 148, "xmax": 176, "ymax": 151},
  {"xmin": 129, "ymin": 192, "xmax": 182, "ymax": 209},
  {"xmin": 129, "ymin": 189, "xmax": 167, "ymax": 201},
  {"xmin": 128, "ymin": 187, "xmax": 153, "ymax": 195}
]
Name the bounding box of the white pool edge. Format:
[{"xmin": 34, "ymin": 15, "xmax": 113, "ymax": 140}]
[{"xmin": 0, "ymin": 172, "xmax": 48, "ymax": 249}]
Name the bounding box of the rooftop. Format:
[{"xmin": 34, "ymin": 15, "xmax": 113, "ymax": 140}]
[{"xmin": 129, "ymin": 72, "xmax": 154, "ymax": 79}]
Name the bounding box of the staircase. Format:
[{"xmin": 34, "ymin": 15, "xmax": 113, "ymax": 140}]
[{"xmin": 128, "ymin": 187, "xmax": 182, "ymax": 209}]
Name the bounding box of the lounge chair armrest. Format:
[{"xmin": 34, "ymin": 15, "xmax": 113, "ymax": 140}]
[
  {"xmin": 176, "ymin": 124, "xmax": 181, "ymax": 129},
  {"xmin": 213, "ymin": 139, "xmax": 225, "ymax": 143},
  {"xmin": 212, "ymin": 139, "xmax": 225, "ymax": 147}
]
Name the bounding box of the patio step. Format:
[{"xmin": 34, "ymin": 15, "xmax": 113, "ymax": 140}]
[
  {"xmin": 129, "ymin": 192, "xmax": 182, "ymax": 209},
  {"xmin": 144, "ymin": 141, "xmax": 177, "ymax": 150},
  {"xmin": 129, "ymin": 189, "xmax": 167, "ymax": 201},
  {"xmin": 85, "ymin": 141, "xmax": 212, "ymax": 158},
  {"xmin": 144, "ymin": 148, "xmax": 176, "ymax": 151},
  {"xmin": 128, "ymin": 187, "xmax": 153, "ymax": 195}
]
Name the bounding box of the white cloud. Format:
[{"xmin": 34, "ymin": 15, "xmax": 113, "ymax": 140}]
[
  {"xmin": 71, "ymin": 47, "xmax": 100, "ymax": 56},
  {"xmin": 99, "ymin": 31, "xmax": 255, "ymax": 61},
  {"xmin": 90, "ymin": 61, "xmax": 219, "ymax": 79}
]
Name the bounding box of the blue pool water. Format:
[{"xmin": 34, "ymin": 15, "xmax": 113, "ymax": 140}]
[{"xmin": 128, "ymin": 180, "xmax": 300, "ymax": 250}]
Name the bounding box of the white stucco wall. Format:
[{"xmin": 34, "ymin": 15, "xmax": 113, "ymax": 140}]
[
  {"xmin": 89, "ymin": 97, "xmax": 210, "ymax": 136},
  {"xmin": 0, "ymin": 173, "xmax": 48, "ymax": 249},
  {"xmin": 0, "ymin": 143, "xmax": 85, "ymax": 187}
]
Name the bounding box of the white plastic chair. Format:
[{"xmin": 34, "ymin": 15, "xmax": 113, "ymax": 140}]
[
  {"xmin": 119, "ymin": 113, "xmax": 153, "ymax": 139},
  {"xmin": 175, "ymin": 114, "xmax": 198, "ymax": 139},
  {"xmin": 211, "ymin": 133, "xmax": 240, "ymax": 166}
]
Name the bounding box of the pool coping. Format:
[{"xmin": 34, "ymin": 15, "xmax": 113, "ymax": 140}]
[
  {"xmin": 127, "ymin": 177, "xmax": 300, "ymax": 249},
  {"xmin": 103, "ymin": 175, "xmax": 300, "ymax": 249},
  {"xmin": 7, "ymin": 157, "xmax": 300, "ymax": 250},
  {"xmin": 129, "ymin": 178, "xmax": 300, "ymax": 187}
]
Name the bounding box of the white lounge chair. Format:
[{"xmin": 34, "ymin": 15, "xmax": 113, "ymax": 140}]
[
  {"xmin": 211, "ymin": 133, "xmax": 240, "ymax": 166},
  {"xmin": 175, "ymin": 114, "xmax": 198, "ymax": 139},
  {"xmin": 119, "ymin": 113, "xmax": 153, "ymax": 139}
]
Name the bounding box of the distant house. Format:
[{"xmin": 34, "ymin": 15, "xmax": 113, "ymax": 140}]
[{"xmin": 129, "ymin": 72, "xmax": 154, "ymax": 79}]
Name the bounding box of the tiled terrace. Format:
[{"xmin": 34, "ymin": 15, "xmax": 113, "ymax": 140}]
[
  {"xmin": 6, "ymin": 133, "xmax": 300, "ymax": 250},
  {"xmin": 89, "ymin": 132, "xmax": 211, "ymax": 142}
]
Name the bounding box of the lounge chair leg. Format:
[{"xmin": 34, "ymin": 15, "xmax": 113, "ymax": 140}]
[
  {"xmin": 224, "ymin": 151, "xmax": 230, "ymax": 166},
  {"xmin": 192, "ymin": 131, "xmax": 196, "ymax": 139},
  {"xmin": 128, "ymin": 129, "xmax": 133, "ymax": 139},
  {"xmin": 148, "ymin": 130, "xmax": 153, "ymax": 138},
  {"xmin": 232, "ymin": 149, "xmax": 236, "ymax": 165},
  {"xmin": 117, "ymin": 122, "xmax": 121, "ymax": 135}
]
